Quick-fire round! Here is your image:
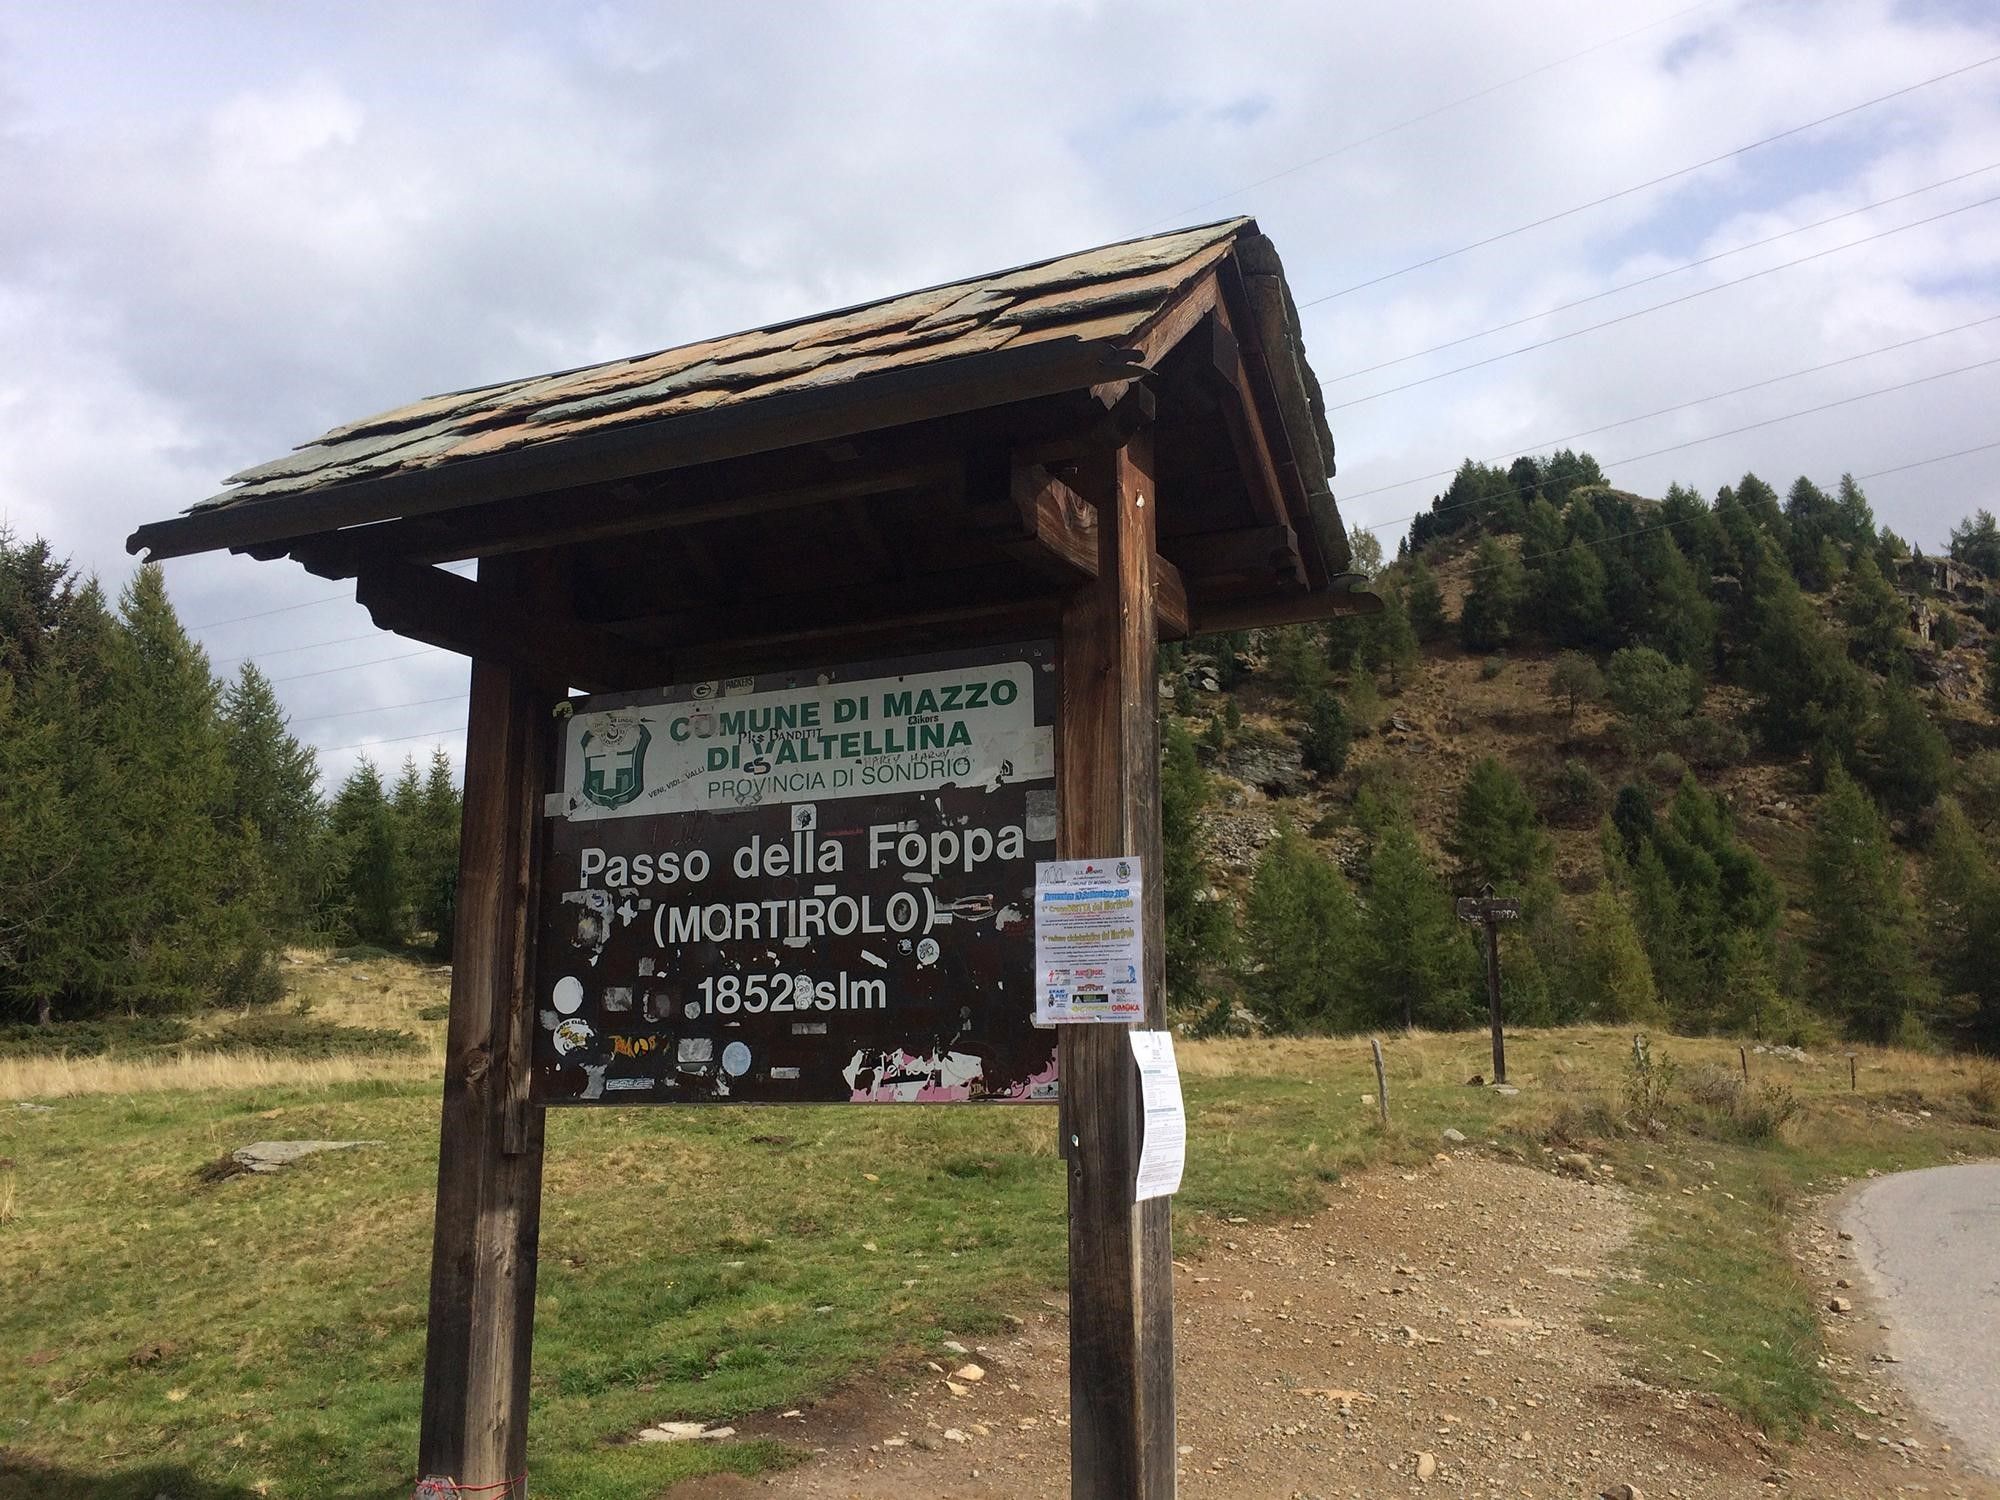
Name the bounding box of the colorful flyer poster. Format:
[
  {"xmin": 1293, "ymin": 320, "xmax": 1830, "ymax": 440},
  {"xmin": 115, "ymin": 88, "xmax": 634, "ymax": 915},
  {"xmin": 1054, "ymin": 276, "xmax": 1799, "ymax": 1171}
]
[{"xmin": 1033, "ymin": 857, "xmax": 1146, "ymax": 1024}]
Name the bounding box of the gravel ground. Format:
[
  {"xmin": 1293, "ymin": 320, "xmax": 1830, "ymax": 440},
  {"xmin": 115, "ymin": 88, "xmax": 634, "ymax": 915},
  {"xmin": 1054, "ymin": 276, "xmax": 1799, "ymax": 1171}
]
[{"xmin": 667, "ymin": 1154, "xmax": 2000, "ymax": 1499}]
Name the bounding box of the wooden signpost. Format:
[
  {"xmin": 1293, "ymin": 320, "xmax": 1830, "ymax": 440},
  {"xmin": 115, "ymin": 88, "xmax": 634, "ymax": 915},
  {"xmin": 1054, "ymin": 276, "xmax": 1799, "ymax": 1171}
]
[
  {"xmin": 128, "ymin": 220, "xmax": 1374, "ymax": 1498},
  {"xmin": 1456, "ymin": 892, "xmax": 1520, "ymax": 1086}
]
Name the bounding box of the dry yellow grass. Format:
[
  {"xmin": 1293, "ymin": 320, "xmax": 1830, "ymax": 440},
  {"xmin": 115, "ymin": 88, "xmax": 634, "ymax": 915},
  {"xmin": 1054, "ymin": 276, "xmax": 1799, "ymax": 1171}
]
[{"xmin": 0, "ymin": 1043, "xmax": 443, "ymax": 1101}]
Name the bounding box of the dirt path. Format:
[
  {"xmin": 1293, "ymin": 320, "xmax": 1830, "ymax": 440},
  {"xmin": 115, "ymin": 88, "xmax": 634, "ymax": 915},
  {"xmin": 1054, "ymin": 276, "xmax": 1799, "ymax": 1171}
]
[{"xmin": 672, "ymin": 1155, "xmax": 2000, "ymax": 1499}]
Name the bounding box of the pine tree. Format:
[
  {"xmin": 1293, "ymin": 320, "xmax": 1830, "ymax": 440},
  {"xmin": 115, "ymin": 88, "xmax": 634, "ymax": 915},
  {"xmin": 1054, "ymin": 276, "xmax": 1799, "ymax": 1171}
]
[
  {"xmin": 1859, "ymin": 680, "xmax": 1951, "ymax": 819},
  {"xmin": 1923, "ymin": 798, "xmax": 2000, "ymax": 1052},
  {"xmin": 1377, "ymin": 587, "xmax": 1420, "ymax": 689},
  {"xmin": 1265, "ymin": 624, "xmax": 1330, "ymax": 699},
  {"xmin": 1445, "ymin": 757, "xmax": 1550, "ymax": 892},
  {"xmin": 1459, "ymin": 537, "xmax": 1524, "ymax": 651},
  {"xmin": 1806, "ymin": 767, "xmax": 1936, "ymax": 1042},
  {"xmin": 221, "ymin": 663, "xmax": 326, "ymax": 936},
  {"xmin": 1543, "ymin": 540, "xmax": 1611, "ymax": 648},
  {"xmin": 1569, "ymin": 884, "xmax": 1658, "ymax": 1022},
  {"xmin": 1299, "ymin": 690, "xmax": 1351, "ymax": 778},
  {"xmin": 102, "ymin": 565, "xmax": 259, "ymax": 1012},
  {"xmin": 1838, "ymin": 553, "xmax": 1907, "ymax": 675},
  {"xmin": 1162, "ymin": 721, "xmax": 1229, "ymax": 1002},
  {"xmin": 1356, "ymin": 814, "xmax": 1473, "ymax": 1029},
  {"xmin": 1638, "ymin": 533, "xmax": 1716, "ymax": 668},
  {"xmin": 1404, "ymin": 560, "xmax": 1449, "ymax": 643},
  {"xmin": 406, "ymin": 747, "xmax": 463, "ymax": 952},
  {"xmin": 1747, "ymin": 570, "xmax": 1870, "ymax": 768},
  {"xmin": 1605, "ymin": 646, "xmax": 1694, "ymax": 752},
  {"xmin": 1243, "ymin": 823, "xmax": 1357, "ymax": 1031},
  {"xmin": 1345, "ymin": 651, "xmax": 1381, "ymax": 734},
  {"xmin": 331, "ymin": 759, "xmax": 404, "ymax": 947}
]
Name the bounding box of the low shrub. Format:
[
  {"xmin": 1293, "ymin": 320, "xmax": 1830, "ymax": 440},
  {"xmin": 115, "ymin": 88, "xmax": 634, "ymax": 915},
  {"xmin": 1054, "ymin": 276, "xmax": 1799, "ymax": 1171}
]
[
  {"xmin": 0, "ymin": 1017, "xmax": 192, "ymax": 1058},
  {"xmin": 1480, "ymin": 655, "xmax": 1506, "ymax": 681},
  {"xmin": 208, "ymin": 1013, "xmax": 419, "ymax": 1058}
]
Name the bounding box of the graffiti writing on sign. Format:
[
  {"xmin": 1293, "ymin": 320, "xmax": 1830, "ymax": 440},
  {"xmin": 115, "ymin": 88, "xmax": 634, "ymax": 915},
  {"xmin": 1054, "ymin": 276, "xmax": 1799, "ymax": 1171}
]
[{"xmin": 531, "ymin": 643, "xmax": 1061, "ymax": 1106}]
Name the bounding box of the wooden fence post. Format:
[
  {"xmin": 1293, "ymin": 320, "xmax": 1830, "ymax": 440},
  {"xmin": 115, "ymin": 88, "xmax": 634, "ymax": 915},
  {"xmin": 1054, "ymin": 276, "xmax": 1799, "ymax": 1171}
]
[
  {"xmin": 416, "ymin": 638, "xmax": 550, "ymax": 1492},
  {"xmin": 1739, "ymin": 1046, "xmax": 1749, "ymax": 1084},
  {"xmin": 1057, "ymin": 427, "xmax": 1175, "ymax": 1499},
  {"xmin": 1370, "ymin": 1038, "xmax": 1389, "ymax": 1128}
]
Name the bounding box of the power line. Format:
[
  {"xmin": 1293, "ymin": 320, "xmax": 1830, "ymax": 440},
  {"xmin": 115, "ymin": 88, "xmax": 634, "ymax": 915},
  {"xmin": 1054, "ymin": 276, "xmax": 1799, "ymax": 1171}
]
[
  {"xmin": 291, "ymin": 692, "xmax": 470, "ymax": 726},
  {"xmin": 186, "ymin": 588, "xmax": 351, "ymax": 631},
  {"xmin": 1341, "ymin": 310, "xmax": 2000, "ymax": 507},
  {"xmin": 317, "ymin": 724, "xmax": 468, "ymax": 757},
  {"xmin": 1145, "ymin": 0, "xmax": 1722, "ymax": 229},
  {"xmin": 269, "ymin": 646, "xmax": 442, "ymax": 684},
  {"xmin": 211, "ymin": 630, "xmax": 384, "ymax": 669},
  {"xmin": 1352, "ymin": 358, "xmax": 2000, "ymax": 548},
  {"xmin": 1327, "ymin": 162, "xmax": 2000, "ymax": 385},
  {"xmin": 1858, "ymin": 438, "xmax": 2000, "ymax": 482},
  {"xmin": 1326, "ymin": 190, "xmax": 2000, "ymax": 413},
  {"xmin": 1300, "ymin": 50, "xmax": 2000, "ymax": 307}
]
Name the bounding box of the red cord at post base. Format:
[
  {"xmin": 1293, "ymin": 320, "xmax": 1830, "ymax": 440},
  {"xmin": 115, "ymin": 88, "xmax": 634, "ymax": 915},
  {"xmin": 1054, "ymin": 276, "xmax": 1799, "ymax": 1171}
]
[{"xmin": 414, "ymin": 1475, "xmax": 526, "ymax": 1497}]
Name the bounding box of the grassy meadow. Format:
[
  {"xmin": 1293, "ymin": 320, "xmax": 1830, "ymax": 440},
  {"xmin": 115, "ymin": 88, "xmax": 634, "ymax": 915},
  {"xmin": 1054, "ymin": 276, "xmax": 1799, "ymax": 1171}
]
[{"xmin": 2, "ymin": 952, "xmax": 1995, "ymax": 1498}]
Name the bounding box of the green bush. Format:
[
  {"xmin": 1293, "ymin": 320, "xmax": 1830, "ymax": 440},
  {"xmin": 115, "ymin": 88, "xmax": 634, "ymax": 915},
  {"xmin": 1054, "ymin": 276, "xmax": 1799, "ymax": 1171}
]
[
  {"xmin": 209, "ymin": 1013, "xmax": 419, "ymax": 1058},
  {"xmin": 0, "ymin": 1017, "xmax": 191, "ymax": 1058},
  {"xmin": 1480, "ymin": 655, "xmax": 1505, "ymax": 681}
]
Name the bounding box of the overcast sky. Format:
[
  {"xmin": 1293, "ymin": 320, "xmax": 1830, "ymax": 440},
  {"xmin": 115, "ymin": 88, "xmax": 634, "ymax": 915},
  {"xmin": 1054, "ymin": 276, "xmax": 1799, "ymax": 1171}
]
[{"xmin": 3, "ymin": 0, "xmax": 1996, "ymax": 787}]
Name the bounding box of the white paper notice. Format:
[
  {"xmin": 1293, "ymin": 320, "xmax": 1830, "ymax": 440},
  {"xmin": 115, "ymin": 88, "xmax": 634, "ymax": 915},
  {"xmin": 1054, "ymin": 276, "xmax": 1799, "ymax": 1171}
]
[
  {"xmin": 1033, "ymin": 857, "xmax": 1146, "ymax": 1024},
  {"xmin": 1130, "ymin": 1030, "xmax": 1186, "ymax": 1201}
]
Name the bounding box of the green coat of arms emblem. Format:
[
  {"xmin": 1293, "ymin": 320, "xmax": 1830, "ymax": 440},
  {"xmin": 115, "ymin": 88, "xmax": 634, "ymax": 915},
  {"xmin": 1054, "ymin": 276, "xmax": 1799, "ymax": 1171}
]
[{"xmin": 579, "ymin": 717, "xmax": 651, "ymax": 809}]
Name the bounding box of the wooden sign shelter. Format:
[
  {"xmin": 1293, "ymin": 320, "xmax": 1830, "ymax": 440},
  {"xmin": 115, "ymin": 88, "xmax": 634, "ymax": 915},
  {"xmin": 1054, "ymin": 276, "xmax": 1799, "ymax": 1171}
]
[{"xmin": 128, "ymin": 217, "xmax": 1373, "ymax": 1498}]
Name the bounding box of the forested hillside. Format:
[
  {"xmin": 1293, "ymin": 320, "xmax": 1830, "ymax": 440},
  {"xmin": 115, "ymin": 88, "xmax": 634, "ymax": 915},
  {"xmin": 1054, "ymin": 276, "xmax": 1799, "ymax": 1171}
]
[
  {"xmin": 1164, "ymin": 452, "xmax": 2000, "ymax": 1054},
  {"xmin": 0, "ymin": 533, "xmax": 461, "ymax": 1026},
  {"xmin": 5, "ymin": 452, "xmax": 2000, "ymax": 1055}
]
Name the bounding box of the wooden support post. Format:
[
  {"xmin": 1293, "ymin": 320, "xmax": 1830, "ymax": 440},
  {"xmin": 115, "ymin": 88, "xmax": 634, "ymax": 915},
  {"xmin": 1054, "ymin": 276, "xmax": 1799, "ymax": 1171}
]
[
  {"xmin": 1058, "ymin": 426, "xmax": 1176, "ymax": 1499},
  {"xmin": 416, "ymin": 614, "xmax": 551, "ymax": 1493},
  {"xmin": 1740, "ymin": 1046, "xmax": 1750, "ymax": 1084},
  {"xmin": 1850, "ymin": 1053, "xmax": 1858, "ymax": 1090},
  {"xmin": 1370, "ymin": 1038, "xmax": 1390, "ymax": 1129},
  {"xmin": 1482, "ymin": 917, "xmax": 1506, "ymax": 1087}
]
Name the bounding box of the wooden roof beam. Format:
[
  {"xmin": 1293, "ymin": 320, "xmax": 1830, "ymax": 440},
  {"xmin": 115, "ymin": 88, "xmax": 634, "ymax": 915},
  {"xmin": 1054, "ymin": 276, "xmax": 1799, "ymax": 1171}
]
[
  {"xmin": 967, "ymin": 453, "xmax": 1100, "ymax": 583},
  {"xmin": 1190, "ymin": 305, "xmax": 1307, "ymax": 589},
  {"xmin": 352, "ymin": 561, "xmax": 672, "ymax": 694}
]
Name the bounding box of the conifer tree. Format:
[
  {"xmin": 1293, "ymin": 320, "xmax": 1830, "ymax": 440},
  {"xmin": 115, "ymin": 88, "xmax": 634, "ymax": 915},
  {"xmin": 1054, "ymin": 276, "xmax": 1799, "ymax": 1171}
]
[
  {"xmin": 1459, "ymin": 537, "xmax": 1524, "ymax": 651},
  {"xmin": 1859, "ymin": 680, "xmax": 1951, "ymax": 818},
  {"xmin": 1243, "ymin": 823, "xmax": 1357, "ymax": 1031},
  {"xmin": 1746, "ymin": 569, "xmax": 1870, "ymax": 769},
  {"xmin": 1806, "ymin": 767, "xmax": 1936, "ymax": 1042},
  {"xmin": 1376, "ymin": 587, "xmax": 1420, "ymax": 689},
  {"xmin": 1357, "ymin": 814, "xmax": 1473, "ymax": 1028},
  {"xmin": 221, "ymin": 663, "xmax": 325, "ymax": 936},
  {"xmin": 1638, "ymin": 532, "xmax": 1716, "ymax": 668},
  {"xmin": 405, "ymin": 747, "xmax": 463, "ymax": 952},
  {"xmin": 1299, "ymin": 690, "xmax": 1351, "ymax": 778},
  {"xmin": 1605, "ymin": 646, "xmax": 1695, "ymax": 752},
  {"xmin": 1162, "ymin": 721, "xmax": 1229, "ymax": 1002},
  {"xmin": 1923, "ymin": 798, "xmax": 2000, "ymax": 1052},
  {"xmin": 331, "ymin": 759, "xmax": 404, "ymax": 947},
  {"xmin": 1445, "ymin": 757, "xmax": 1550, "ymax": 892},
  {"xmin": 1838, "ymin": 552, "xmax": 1909, "ymax": 675},
  {"xmin": 1265, "ymin": 624, "xmax": 1330, "ymax": 699},
  {"xmin": 1547, "ymin": 651, "xmax": 1605, "ymax": 721},
  {"xmin": 1403, "ymin": 559, "xmax": 1449, "ymax": 643},
  {"xmin": 1543, "ymin": 540, "xmax": 1611, "ymax": 648},
  {"xmin": 1569, "ymin": 883, "xmax": 1658, "ymax": 1021}
]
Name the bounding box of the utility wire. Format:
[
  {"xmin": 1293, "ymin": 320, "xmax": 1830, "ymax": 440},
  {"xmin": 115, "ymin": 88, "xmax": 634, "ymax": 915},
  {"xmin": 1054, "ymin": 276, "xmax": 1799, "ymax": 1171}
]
[
  {"xmin": 291, "ymin": 693, "xmax": 471, "ymax": 726},
  {"xmin": 186, "ymin": 588, "xmax": 351, "ymax": 631},
  {"xmin": 1341, "ymin": 310, "xmax": 2000, "ymax": 507},
  {"xmin": 1344, "ymin": 356, "xmax": 2000, "ymax": 544},
  {"xmin": 1858, "ymin": 438, "xmax": 2000, "ymax": 482},
  {"xmin": 269, "ymin": 647, "xmax": 442, "ymax": 684},
  {"xmin": 316, "ymin": 724, "xmax": 469, "ymax": 756},
  {"xmin": 1146, "ymin": 0, "xmax": 1722, "ymax": 229},
  {"xmin": 1326, "ymin": 191, "xmax": 2000, "ymax": 412},
  {"xmin": 1301, "ymin": 50, "xmax": 2000, "ymax": 307},
  {"xmin": 211, "ymin": 630, "xmax": 384, "ymax": 669},
  {"xmin": 1327, "ymin": 162, "xmax": 2000, "ymax": 384}
]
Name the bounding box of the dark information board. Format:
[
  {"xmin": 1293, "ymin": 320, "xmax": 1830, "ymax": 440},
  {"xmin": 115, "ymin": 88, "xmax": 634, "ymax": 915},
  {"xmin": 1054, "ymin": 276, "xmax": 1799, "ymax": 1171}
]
[{"xmin": 531, "ymin": 642, "xmax": 1059, "ymax": 1105}]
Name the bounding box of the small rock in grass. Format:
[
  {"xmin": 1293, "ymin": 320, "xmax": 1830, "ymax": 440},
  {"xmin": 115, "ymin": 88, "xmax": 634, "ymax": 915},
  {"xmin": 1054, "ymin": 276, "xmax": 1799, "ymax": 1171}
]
[
  {"xmin": 1441, "ymin": 1128, "xmax": 1467, "ymax": 1144},
  {"xmin": 943, "ymin": 1427, "xmax": 968, "ymax": 1444},
  {"xmin": 953, "ymin": 1363, "xmax": 985, "ymax": 1382},
  {"xmin": 1415, "ymin": 1450, "xmax": 1437, "ymax": 1479},
  {"xmin": 1829, "ymin": 1297, "xmax": 1853, "ymax": 1314},
  {"xmin": 1600, "ymin": 1486, "xmax": 1644, "ymax": 1500}
]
